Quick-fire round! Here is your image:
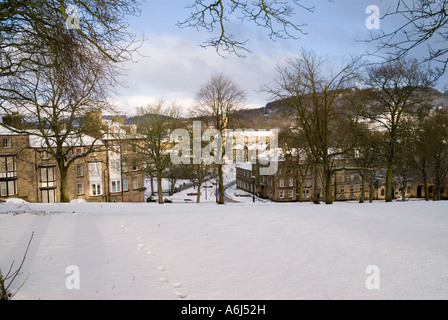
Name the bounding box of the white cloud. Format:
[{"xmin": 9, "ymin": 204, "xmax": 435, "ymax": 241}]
[{"xmin": 113, "ymin": 32, "xmax": 292, "ymax": 115}]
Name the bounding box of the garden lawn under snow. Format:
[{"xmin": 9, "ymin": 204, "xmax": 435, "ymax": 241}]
[{"xmin": 1, "ymin": 200, "xmax": 448, "ymax": 300}]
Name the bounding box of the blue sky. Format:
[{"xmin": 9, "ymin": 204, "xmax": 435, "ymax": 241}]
[{"xmin": 112, "ymin": 0, "xmax": 433, "ymax": 115}]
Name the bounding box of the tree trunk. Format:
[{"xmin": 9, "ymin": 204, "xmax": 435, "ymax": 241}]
[
  {"xmin": 297, "ymin": 180, "xmax": 304, "ymax": 202},
  {"xmin": 60, "ymin": 165, "xmax": 70, "ymax": 203},
  {"xmin": 401, "ymin": 182, "xmax": 407, "ymax": 202},
  {"xmin": 217, "ymin": 164, "xmax": 224, "ymax": 204},
  {"xmin": 196, "ymin": 184, "xmax": 202, "ymax": 203},
  {"xmin": 368, "ymin": 173, "xmax": 374, "ymax": 203},
  {"xmin": 324, "ymin": 168, "xmax": 333, "ymax": 205},
  {"xmin": 434, "ymin": 179, "xmax": 441, "ymax": 201},
  {"xmin": 157, "ymin": 170, "xmax": 163, "ymax": 204},
  {"xmin": 385, "ymin": 164, "xmax": 393, "ymax": 202},
  {"xmin": 150, "ymin": 173, "xmax": 155, "ymax": 196},
  {"xmin": 359, "ymin": 172, "xmax": 366, "ymax": 203},
  {"xmin": 313, "ymin": 165, "xmax": 320, "ymax": 204},
  {"xmin": 196, "ymin": 164, "xmax": 202, "ymax": 203},
  {"xmin": 423, "ymin": 169, "xmax": 429, "ymax": 201}
]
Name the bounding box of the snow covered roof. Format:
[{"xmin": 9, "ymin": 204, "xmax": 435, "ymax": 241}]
[
  {"xmin": 0, "ymin": 126, "xmax": 26, "ymax": 136},
  {"xmin": 28, "ymin": 130, "xmax": 104, "ymax": 148},
  {"xmin": 236, "ymin": 161, "xmax": 253, "ymax": 171}
]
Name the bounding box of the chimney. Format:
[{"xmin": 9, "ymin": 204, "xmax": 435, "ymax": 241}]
[
  {"xmin": 112, "ymin": 116, "xmax": 126, "ymax": 126},
  {"xmin": 2, "ymin": 112, "xmax": 23, "ymax": 129}
]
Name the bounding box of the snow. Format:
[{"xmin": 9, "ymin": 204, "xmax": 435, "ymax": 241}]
[
  {"xmin": 1, "ymin": 200, "xmax": 448, "ymax": 300},
  {"xmin": 1, "ymin": 198, "xmax": 29, "ymax": 204}
]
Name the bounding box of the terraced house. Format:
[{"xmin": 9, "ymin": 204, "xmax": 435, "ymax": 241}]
[
  {"xmin": 237, "ymin": 159, "xmax": 448, "ymax": 202},
  {"xmin": 0, "ymin": 116, "xmax": 146, "ymax": 203}
]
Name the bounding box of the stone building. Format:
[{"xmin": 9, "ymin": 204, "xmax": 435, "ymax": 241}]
[
  {"xmin": 236, "ymin": 159, "xmax": 447, "ymax": 202},
  {"xmin": 0, "ymin": 117, "xmax": 146, "ymax": 203}
]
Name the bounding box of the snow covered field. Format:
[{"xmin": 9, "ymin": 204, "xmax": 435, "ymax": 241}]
[{"xmin": 1, "ymin": 200, "xmax": 448, "ymax": 300}]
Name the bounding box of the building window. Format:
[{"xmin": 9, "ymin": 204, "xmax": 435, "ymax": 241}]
[
  {"xmin": 2, "ymin": 138, "xmax": 11, "ymax": 148},
  {"xmin": 40, "ymin": 166, "xmax": 56, "ymax": 188},
  {"xmin": 111, "ymin": 180, "xmax": 121, "ymax": 193},
  {"xmin": 133, "ymin": 178, "xmax": 139, "ymax": 190},
  {"xmin": 279, "ymin": 178, "xmax": 285, "ymax": 188},
  {"xmin": 41, "ymin": 151, "xmax": 50, "ymax": 160},
  {"xmin": 75, "ymin": 148, "xmax": 82, "ymax": 155},
  {"xmin": 88, "ymin": 162, "xmax": 102, "ymax": 177},
  {"xmin": 303, "ymin": 189, "xmax": 310, "ymax": 198},
  {"xmin": 110, "ymin": 159, "xmax": 121, "ymax": 174},
  {"xmin": 132, "ymin": 165, "xmax": 138, "ymax": 172},
  {"xmin": 77, "ymin": 183, "xmax": 84, "ymax": 195},
  {"xmin": 0, "ymin": 180, "xmax": 17, "ymax": 197},
  {"xmin": 0, "ymin": 155, "xmax": 18, "ymax": 197},
  {"xmin": 76, "ymin": 164, "xmax": 83, "ymax": 177},
  {"xmin": 288, "ymin": 189, "xmax": 293, "ymax": 198},
  {"xmin": 289, "ymin": 177, "xmax": 294, "ymax": 187},
  {"xmin": 123, "ymin": 178, "xmax": 129, "ymax": 191},
  {"xmin": 0, "ymin": 156, "xmax": 17, "ymax": 179},
  {"xmin": 350, "ymin": 185, "xmax": 355, "ymax": 193},
  {"xmin": 341, "ymin": 186, "xmax": 345, "ymax": 193},
  {"xmin": 91, "ymin": 183, "xmax": 102, "ymax": 196},
  {"xmin": 41, "ymin": 189, "xmax": 55, "ymax": 203},
  {"xmin": 279, "ymin": 190, "xmax": 284, "ymax": 199},
  {"xmin": 381, "ymin": 189, "xmax": 385, "ymax": 196}
]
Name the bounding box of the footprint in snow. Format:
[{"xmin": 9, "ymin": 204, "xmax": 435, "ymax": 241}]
[
  {"xmin": 159, "ymin": 277, "xmax": 168, "ymax": 284},
  {"xmin": 175, "ymin": 291, "xmax": 188, "ymax": 299},
  {"xmin": 157, "ymin": 266, "xmax": 165, "ymax": 272},
  {"xmin": 147, "ymin": 251, "xmax": 154, "ymax": 256},
  {"xmin": 172, "ymin": 282, "xmax": 182, "ymax": 288},
  {"xmin": 137, "ymin": 244, "xmax": 144, "ymax": 250}
]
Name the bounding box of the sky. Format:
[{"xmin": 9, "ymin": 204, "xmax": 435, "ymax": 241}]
[{"xmin": 111, "ymin": 0, "xmax": 434, "ymax": 116}]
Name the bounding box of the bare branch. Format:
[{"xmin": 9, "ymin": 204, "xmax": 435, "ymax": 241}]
[
  {"xmin": 1, "ymin": 232, "xmax": 34, "ymax": 300},
  {"xmin": 177, "ymin": 0, "xmax": 319, "ymax": 57}
]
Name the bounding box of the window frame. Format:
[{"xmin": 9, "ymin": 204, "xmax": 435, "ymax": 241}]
[
  {"xmin": 111, "ymin": 179, "xmax": 122, "ymax": 193},
  {"xmin": 91, "ymin": 182, "xmax": 102, "ymax": 196},
  {"xmin": 279, "ymin": 190, "xmax": 284, "ymax": 199},
  {"xmin": 77, "ymin": 183, "xmax": 84, "ymax": 195},
  {"xmin": 76, "ymin": 164, "xmax": 84, "ymax": 177},
  {"xmin": 2, "ymin": 138, "xmax": 11, "ymax": 148}
]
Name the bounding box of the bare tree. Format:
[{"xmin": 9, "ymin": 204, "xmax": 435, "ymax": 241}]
[
  {"xmin": 361, "ymin": 58, "xmax": 436, "ymax": 202},
  {"xmin": 279, "ymin": 127, "xmax": 312, "ymax": 202},
  {"xmin": 177, "ymin": 0, "xmax": 329, "ymax": 57},
  {"xmin": 0, "ymin": 0, "xmax": 144, "ymax": 202},
  {"xmin": 267, "ymin": 49, "xmax": 362, "ymax": 204},
  {"xmin": 0, "ymin": 26, "xmax": 112, "ymax": 202},
  {"xmin": 0, "ymin": 0, "xmax": 142, "ymax": 81},
  {"xmin": 193, "ymin": 73, "xmax": 246, "ymax": 204},
  {"xmin": 423, "ymin": 107, "xmax": 448, "ymax": 200},
  {"xmin": 366, "ymin": 0, "xmax": 448, "ymax": 76},
  {"xmin": 394, "ymin": 132, "xmax": 417, "ymax": 201},
  {"xmin": 135, "ymin": 101, "xmax": 181, "ymax": 204}
]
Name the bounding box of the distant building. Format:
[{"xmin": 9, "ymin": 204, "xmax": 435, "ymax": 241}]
[{"xmin": 236, "ymin": 160, "xmax": 447, "ymax": 202}]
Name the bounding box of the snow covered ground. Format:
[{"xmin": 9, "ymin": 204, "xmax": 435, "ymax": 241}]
[{"xmin": 1, "ymin": 200, "xmax": 448, "ymax": 300}]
